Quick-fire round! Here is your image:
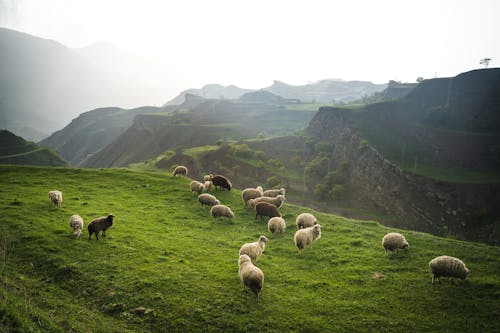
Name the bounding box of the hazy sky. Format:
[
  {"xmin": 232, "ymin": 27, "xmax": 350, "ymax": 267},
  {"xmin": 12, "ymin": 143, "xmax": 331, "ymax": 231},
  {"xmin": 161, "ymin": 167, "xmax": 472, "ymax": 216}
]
[{"xmin": 1, "ymin": 0, "xmax": 499, "ymax": 94}]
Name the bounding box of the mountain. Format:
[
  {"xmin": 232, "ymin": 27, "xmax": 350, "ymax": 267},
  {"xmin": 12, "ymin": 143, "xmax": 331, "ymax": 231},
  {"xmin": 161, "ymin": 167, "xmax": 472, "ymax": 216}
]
[
  {"xmin": 0, "ymin": 129, "xmax": 67, "ymax": 166},
  {"xmin": 39, "ymin": 106, "xmax": 168, "ymax": 166},
  {"xmin": 264, "ymin": 79, "xmax": 387, "ymax": 103},
  {"xmin": 1, "ymin": 165, "xmax": 499, "ymax": 332},
  {"xmin": 163, "ymin": 84, "xmax": 253, "ymax": 106},
  {"xmin": 82, "ymin": 96, "xmax": 318, "ymax": 168},
  {"xmin": 0, "ymin": 28, "xmax": 179, "ymax": 141}
]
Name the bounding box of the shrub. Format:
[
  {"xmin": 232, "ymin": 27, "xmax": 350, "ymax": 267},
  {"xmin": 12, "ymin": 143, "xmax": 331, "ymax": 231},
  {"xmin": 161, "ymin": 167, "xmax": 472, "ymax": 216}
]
[{"xmin": 266, "ymin": 176, "xmax": 281, "ymax": 188}]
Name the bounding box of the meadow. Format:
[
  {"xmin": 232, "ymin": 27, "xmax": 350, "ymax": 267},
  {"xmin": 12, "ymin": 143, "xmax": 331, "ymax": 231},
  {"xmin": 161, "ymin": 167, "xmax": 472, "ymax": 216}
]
[{"xmin": 0, "ymin": 165, "xmax": 499, "ymax": 332}]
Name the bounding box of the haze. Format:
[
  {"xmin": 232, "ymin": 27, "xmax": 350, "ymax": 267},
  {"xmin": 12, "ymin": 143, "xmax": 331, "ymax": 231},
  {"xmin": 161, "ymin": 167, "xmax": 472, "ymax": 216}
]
[{"xmin": 1, "ymin": 0, "xmax": 499, "ymax": 104}]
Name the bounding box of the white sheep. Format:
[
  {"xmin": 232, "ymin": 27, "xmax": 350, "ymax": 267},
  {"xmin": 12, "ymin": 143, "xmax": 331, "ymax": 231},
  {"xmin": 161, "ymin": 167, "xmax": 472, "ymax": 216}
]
[
  {"xmin": 263, "ymin": 187, "xmax": 285, "ymax": 197},
  {"xmin": 172, "ymin": 165, "xmax": 188, "ymax": 177},
  {"xmin": 268, "ymin": 217, "xmax": 286, "ymax": 236},
  {"xmin": 210, "ymin": 204, "xmax": 234, "ymax": 222},
  {"xmin": 68, "ymin": 214, "xmax": 84, "ymax": 239},
  {"xmin": 203, "ymin": 174, "xmax": 213, "ymax": 181},
  {"xmin": 249, "ymin": 195, "xmax": 286, "ymax": 209},
  {"xmin": 238, "ymin": 254, "xmax": 264, "ymax": 301},
  {"xmin": 239, "ymin": 235, "xmax": 269, "ymax": 261},
  {"xmin": 296, "ymin": 212, "xmax": 317, "ymax": 229},
  {"xmin": 429, "ymin": 255, "xmax": 469, "ymax": 284},
  {"xmin": 204, "ymin": 180, "xmax": 213, "ymax": 192},
  {"xmin": 294, "ymin": 224, "xmax": 322, "ymax": 255},
  {"xmin": 241, "ymin": 187, "xmax": 263, "ymax": 206},
  {"xmin": 190, "ymin": 180, "xmax": 206, "ymax": 194},
  {"xmin": 48, "ymin": 190, "xmax": 63, "ymax": 208},
  {"xmin": 381, "ymin": 232, "xmax": 409, "ymax": 254},
  {"xmin": 198, "ymin": 193, "xmax": 220, "ymax": 207}
]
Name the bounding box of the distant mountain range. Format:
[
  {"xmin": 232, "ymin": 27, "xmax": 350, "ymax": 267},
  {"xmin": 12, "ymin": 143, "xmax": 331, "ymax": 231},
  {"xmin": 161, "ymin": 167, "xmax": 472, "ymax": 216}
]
[
  {"xmin": 0, "ymin": 130, "xmax": 67, "ymax": 166},
  {"xmin": 0, "ymin": 28, "xmax": 179, "ymax": 141}
]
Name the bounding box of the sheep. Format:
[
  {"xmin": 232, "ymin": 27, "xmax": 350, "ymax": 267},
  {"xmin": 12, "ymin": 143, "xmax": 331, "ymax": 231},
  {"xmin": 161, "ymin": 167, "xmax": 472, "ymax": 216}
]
[
  {"xmin": 204, "ymin": 180, "xmax": 213, "ymax": 192},
  {"xmin": 268, "ymin": 217, "xmax": 286, "ymax": 236},
  {"xmin": 68, "ymin": 214, "xmax": 84, "ymax": 239},
  {"xmin": 198, "ymin": 193, "xmax": 220, "ymax": 207},
  {"xmin": 294, "ymin": 224, "xmax": 322, "ymax": 255},
  {"xmin": 242, "ymin": 188, "xmax": 263, "ymax": 206},
  {"xmin": 48, "ymin": 190, "xmax": 63, "ymax": 208},
  {"xmin": 239, "ymin": 235, "xmax": 269, "ymax": 261},
  {"xmin": 172, "ymin": 165, "xmax": 188, "ymax": 177},
  {"xmin": 238, "ymin": 254, "xmax": 264, "ymax": 301},
  {"xmin": 210, "ymin": 204, "xmax": 234, "ymax": 222},
  {"xmin": 255, "ymin": 202, "xmax": 281, "ymax": 220},
  {"xmin": 211, "ymin": 174, "xmax": 232, "ymax": 191},
  {"xmin": 249, "ymin": 195, "xmax": 286, "ymax": 209},
  {"xmin": 88, "ymin": 214, "xmax": 114, "ymax": 240},
  {"xmin": 263, "ymin": 187, "xmax": 285, "ymax": 198},
  {"xmin": 429, "ymin": 255, "xmax": 469, "ymax": 284},
  {"xmin": 295, "ymin": 213, "xmax": 318, "ymax": 229},
  {"xmin": 190, "ymin": 180, "xmax": 206, "ymax": 194},
  {"xmin": 203, "ymin": 174, "xmax": 213, "ymax": 181},
  {"xmin": 381, "ymin": 232, "xmax": 409, "ymax": 254}
]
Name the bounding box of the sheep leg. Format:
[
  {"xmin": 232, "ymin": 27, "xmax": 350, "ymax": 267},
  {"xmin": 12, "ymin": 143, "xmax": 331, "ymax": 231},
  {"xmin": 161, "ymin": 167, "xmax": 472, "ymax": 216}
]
[
  {"xmin": 95, "ymin": 231, "xmax": 100, "ymax": 240},
  {"xmin": 102, "ymin": 230, "xmax": 106, "ymax": 237}
]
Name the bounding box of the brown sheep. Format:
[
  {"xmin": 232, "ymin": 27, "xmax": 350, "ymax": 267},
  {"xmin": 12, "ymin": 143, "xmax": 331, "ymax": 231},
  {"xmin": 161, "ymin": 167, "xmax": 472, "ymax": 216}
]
[
  {"xmin": 255, "ymin": 202, "xmax": 281, "ymax": 220},
  {"xmin": 88, "ymin": 214, "xmax": 114, "ymax": 240},
  {"xmin": 212, "ymin": 174, "xmax": 232, "ymax": 191}
]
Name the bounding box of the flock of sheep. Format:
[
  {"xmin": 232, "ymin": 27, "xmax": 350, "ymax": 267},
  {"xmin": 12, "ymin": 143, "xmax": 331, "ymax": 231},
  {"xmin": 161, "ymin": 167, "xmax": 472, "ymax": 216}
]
[
  {"xmin": 47, "ymin": 165, "xmax": 470, "ymax": 303},
  {"xmin": 176, "ymin": 165, "xmax": 470, "ymax": 301}
]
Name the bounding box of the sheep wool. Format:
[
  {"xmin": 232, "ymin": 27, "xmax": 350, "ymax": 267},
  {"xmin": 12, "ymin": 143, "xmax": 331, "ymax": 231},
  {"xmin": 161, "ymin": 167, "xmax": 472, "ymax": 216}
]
[
  {"xmin": 48, "ymin": 190, "xmax": 63, "ymax": 208},
  {"xmin": 190, "ymin": 180, "xmax": 206, "ymax": 194},
  {"xmin": 294, "ymin": 224, "xmax": 322, "ymax": 255},
  {"xmin": 238, "ymin": 254, "xmax": 264, "ymax": 301},
  {"xmin": 172, "ymin": 165, "xmax": 188, "ymax": 177},
  {"xmin": 381, "ymin": 232, "xmax": 409, "ymax": 254},
  {"xmin": 210, "ymin": 204, "xmax": 234, "ymax": 222},
  {"xmin": 242, "ymin": 188, "xmax": 263, "ymax": 206},
  {"xmin": 211, "ymin": 175, "xmax": 232, "ymax": 191},
  {"xmin": 198, "ymin": 193, "xmax": 220, "ymax": 207},
  {"xmin": 268, "ymin": 217, "xmax": 286, "ymax": 235},
  {"xmin": 255, "ymin": 202, "xmax": 281, "ymax": 220},
  {"xmin": 250, "ymin": 195, "xmax": 286, "ymax": 209},
  {"xmin": 296, "ymin": 213, "xmax": 317, "ymax": 229},
  {"xmin": 429, "ymin": 255, "xmax": 469, "ymax": 284},
  {"xmin": 239, "ymin": 236, "xmax": 269, "ymax": 261},
  {"xmin": 68, "ymin": 214, "xmax": 84, "ymax": 239},
  {"xmin": 263, "ymin": 188, "xmax": 285, "ymax": 197}
]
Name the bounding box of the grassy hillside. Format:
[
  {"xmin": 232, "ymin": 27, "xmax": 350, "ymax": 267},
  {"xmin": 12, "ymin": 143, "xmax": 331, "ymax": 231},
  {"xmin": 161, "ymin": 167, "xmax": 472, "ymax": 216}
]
[{"xmin": 1, "ymin": 165, "xmax": 499, "ymax": 332}]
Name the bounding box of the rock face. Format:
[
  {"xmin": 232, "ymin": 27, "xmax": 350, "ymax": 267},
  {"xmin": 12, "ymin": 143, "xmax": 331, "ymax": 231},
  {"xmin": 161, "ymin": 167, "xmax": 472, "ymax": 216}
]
[{"xmin": 307, "ymin": 106, "xmax": 500, "ymax": 244}]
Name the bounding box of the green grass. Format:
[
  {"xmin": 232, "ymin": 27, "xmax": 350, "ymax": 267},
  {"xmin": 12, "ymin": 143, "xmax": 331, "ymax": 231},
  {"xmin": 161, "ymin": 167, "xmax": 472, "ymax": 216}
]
[{"xmin": 1, "ymin": 165, "xmax": 499, "ymax": 332}]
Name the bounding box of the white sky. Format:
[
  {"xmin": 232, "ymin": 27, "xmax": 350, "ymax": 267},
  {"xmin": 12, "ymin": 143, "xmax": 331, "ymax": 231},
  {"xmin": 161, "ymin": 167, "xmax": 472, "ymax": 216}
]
[{"xmin": 1, "ymin": 0, "xmax": 499, "ymax": 93}]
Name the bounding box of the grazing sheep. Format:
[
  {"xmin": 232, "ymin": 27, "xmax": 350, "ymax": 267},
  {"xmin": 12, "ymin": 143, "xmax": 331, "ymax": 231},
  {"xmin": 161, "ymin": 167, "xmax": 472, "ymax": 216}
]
[
  {"xmin": 295, "ymin": 213, "xmax": 318, "ymax": 229},
  {"xmin": 263, "ymin": 187, "xmax": 285, "ymax": 197},
  {"xmin": 68, "ymin": 214, "xmax": 84, "ymax": 239},
  {"xmin": 203, "ymin": 174, "xmax": 213, "ymax": 181},
  {"xmin": 249, "ymin": 195, "xmax": 286, "ymax": 209},
  {"xmin": 429, "ymin": 255, "xmax": 469, "ymax": 284},
  {"xmin": 190, "ymin": 180, "xmax": 206, "ymax": 194},
  {"xmin": 242, "ymin": 188, "xmax": 263, "ymax": 206},
  {"xmin": 238, "ymin": 254, "xmax": 264, "ymax": 301},
  {"xmin": 255, "ymin": 202, "xmax": 281, "ymax": 220},
  {"xmin": 172, "ymin": 165, "xmax": 188, "ymax": 177},
  {"xmin": 88, "ymin": 214, "xmax": 114, "ymax": 240},
  {"xmin": 212, "ymin": 174, "xmax": 232, "ymax": 191},
  {"xmin": 198, "ymin": 193, "xmax": 220, "ymax": 207},
  {"xmin": 204, "ymin": 180, "xmax": 213, "ymax": 192},
  {"xmin": 48, "ymin": 190, "xmax": 63, "ymax": 208},
  {"xmin": 294, "ymin": 224, "xmax": 322, "ymax": 255},
  {"xmin": 210, "ymin": 204, "xmax": 234, "ymax": 222},
  {"xmin": 239, "ymin": 236, "xmax": 269, "ymax": 261},
  {"xmin": 382, "ymin": 232, "xmax": 409, "ymax": 254},
  {"xmin": 268, "ymin": 217, "xmax": 286, "ymax": 235}
]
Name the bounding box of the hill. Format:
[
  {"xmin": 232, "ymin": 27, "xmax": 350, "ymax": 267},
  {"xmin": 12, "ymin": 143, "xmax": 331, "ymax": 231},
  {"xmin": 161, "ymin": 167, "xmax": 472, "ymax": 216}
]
[
  {"xmin": 82, "ymin": 96, "xmax": 319, "ymax": 168},
  {"xmin": 0, "ymin": 130, "xmax": 67, "ymax": 166},
  {"xmin": 39, "ymin": 106, "xmax": 167, "ymax": 166},
  {"xmin": 0, "ymin": 28, "xmax": 178, "ymax": 141},
  {"xmin": 0, "ymin": 165, "xmax": 499, "ymax": 332},
  {"xmin": 164, "ymin": 84, "xmax": 253, "ymax": 106}
]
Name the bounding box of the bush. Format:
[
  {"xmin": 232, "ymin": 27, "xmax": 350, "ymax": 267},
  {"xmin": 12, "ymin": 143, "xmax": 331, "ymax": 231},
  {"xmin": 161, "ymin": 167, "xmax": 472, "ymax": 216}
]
[
  {"xmin": 230, "ymin": 144, "xmax": 253, "ymax": 158},
  {"xmin": 266, "ymin": 176, "xmax": 281, "ymax": 188},
  {"xmin": 304, "ymin": 156, "xmax": 329, "ymax": 181}
]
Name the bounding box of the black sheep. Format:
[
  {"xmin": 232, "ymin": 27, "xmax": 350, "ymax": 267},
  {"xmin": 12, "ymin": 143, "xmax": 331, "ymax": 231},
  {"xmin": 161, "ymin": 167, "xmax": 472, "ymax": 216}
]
[
  {"xmin": 88, "ymin": 214, "xmax": 114, "ymax": 240},
  {"xmin": 255, "ymin": 202, "xmax": 281, "ymax": 220},
  {"xmin": 211, "ymin": 175, "xmax": 232, "ymax": 191}
]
